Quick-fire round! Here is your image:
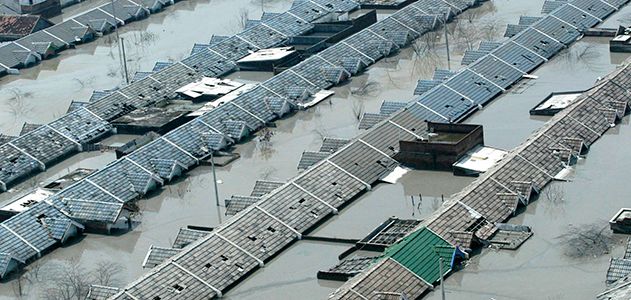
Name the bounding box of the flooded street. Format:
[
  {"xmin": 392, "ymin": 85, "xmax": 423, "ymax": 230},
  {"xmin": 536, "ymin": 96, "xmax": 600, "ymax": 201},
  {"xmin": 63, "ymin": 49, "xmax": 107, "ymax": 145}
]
[{"xmin": 2, "ymin": 0, "xmax": 631, "ymax": 299}]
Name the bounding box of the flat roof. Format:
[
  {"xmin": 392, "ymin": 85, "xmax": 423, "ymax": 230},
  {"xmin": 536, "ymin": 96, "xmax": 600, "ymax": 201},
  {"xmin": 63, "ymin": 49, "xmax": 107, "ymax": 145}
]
[
  {"xmin": 187, "ymin": 83, "xmax": 256, "ymax": 117},
  {"xmin": 176, "ymin": 77, "xmax": 244, "ymax": 99},
  {"xmin": 112, "ymin": 107, "xmax": 191, "ymax": 127},
  {"xmin": 237, "ymin": 47, "xmax": 296, "ymax": 63},
  {"xmin": 0, "ymin": 188, "xmax": 54, "ymax": 213},
  {"xmin": 534, "ymin": 91, "xmax": 583, "ymax": 111},
  {"xmin": 453, "ymin": 145, "xmax": 508, "ymax": 174}
]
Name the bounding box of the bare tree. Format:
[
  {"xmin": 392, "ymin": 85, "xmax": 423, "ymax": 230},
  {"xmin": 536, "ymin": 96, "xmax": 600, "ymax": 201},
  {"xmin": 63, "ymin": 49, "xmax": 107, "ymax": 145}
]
[
  {"xmin": 409, "ymin": 35, "xmax": 444, "ymax": 78},
  {"xmin": 259, "ymin": 166, "xmax": 277, "ymax": 180},
  {"xmin": 10, "ymin": 259, "xmax": 125, "ymax": 299},
  {"xmin": 351, "ymin": 98, "xmax": 365, "ymax": 121},
  {"xmin": 558, "ymin": 222, "xmax": 615, "ymax": 258},
  {"xmin": 312, "ymin": 127, "xmax": 329, "ymax": 141},
  {"xmin": 5, "ymin": 88, "xmax": 34, "ymax": 123},
  {"xmin": 544, "ymin": 185, "xmax": 565, "ymax": 204},
  {"xmin": 93, "ymin": 261, "xmax": 124, "ymax": 287},
  {"xmin": 557, "ymin": 43, "xmax": 601, "ymax": 71},
  {"xmin": 256, "ymin": 128, "xmax": 275, "ymax": 160},
  {"xmin": 106, "ymin": 66, "xmax": 118, "ymax": 78},
  {"xmin": 237, "ymin": 8, "xmax": 250, "ymax": 31},
  {"xmin": 351, "ymin": 81, "xmax": 380, "ymax": 97}
]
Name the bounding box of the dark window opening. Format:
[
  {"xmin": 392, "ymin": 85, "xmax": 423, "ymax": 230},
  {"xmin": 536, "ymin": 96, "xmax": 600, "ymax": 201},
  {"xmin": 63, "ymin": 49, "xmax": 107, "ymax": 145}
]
[{"xmin": 173, "ymin": 284, "xmax": 185, "ymax": 292}]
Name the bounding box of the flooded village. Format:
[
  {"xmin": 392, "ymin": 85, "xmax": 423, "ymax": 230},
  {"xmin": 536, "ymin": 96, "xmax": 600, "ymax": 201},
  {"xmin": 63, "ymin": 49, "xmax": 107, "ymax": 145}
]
[{"xmin": 2, "ymin": 0, "xmax": 631, "ymax": 299}]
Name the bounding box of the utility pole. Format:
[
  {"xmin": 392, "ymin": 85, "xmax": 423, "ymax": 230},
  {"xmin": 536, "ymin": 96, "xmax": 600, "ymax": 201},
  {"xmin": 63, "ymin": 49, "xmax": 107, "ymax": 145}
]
[
  {"xmin": 121, "ymin": 37, "xmax": 129, "ymax": 84},
  {"xmin": 210, "ymin": 151, "xmax": 220, "ymax": 207},
  {"xmin": 110, "ymin": 0, "xmax": 126, "ymax": 83},
  {"xmin": 439, "ymin": 257, "xmax": 446, "ymax": 300},
  {"xmin": 443, "ymin": 11, "xmax": 451, "ymax": 70}
]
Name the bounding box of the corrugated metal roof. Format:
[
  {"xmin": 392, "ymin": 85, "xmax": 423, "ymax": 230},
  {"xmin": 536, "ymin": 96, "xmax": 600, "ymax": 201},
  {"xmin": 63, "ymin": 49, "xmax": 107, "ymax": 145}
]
[{"xmin": 383, "ymin": 227, "xmax": 455, "ymax": 284}]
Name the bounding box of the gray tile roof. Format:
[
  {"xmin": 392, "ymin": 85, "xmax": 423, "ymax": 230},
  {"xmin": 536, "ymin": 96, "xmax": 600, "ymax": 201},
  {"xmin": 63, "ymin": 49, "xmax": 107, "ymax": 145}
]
[
  {"xmin": 250, "ymin": 180, "xmax": 285, "ymax": 197},
  {"xmin": 320, "ymin": 137, "xmax": 350, "ymax": 153},
  {"xmin": 225, "ymin": 195, "xmax": 260, "ymax": 216},
  {"xmin": 0, "ymin": 134, "xmax": 15, "ymax": 145},
  {"xmin": 379, "ymin": 101, "xmax": 407, "ymax": 115},
  {"xmin": 504, "ymin": 24, "xmax": 528, "ymax": 38},
  {"xmin": 330, "ymin": 258, "xmax": 431, "ymax": 300},
  {"xmin": 461, "ymin": 49, "xmax": 489, "ymax": 65},
  {"xmin": 433, "ymin": 69, "xmax": 456, "ymax": 81},
  {"xmin": 518, "ymin": 16, "xmax": 543, "ymax": 26},
  {"xmin": 172, "ymin": 228, "xmax": 209, "ymax": 249},
  {"xmin": 319, "ymin": 256, "xmax": 376, "ymax": 279},
  {"xmin": 0, "ymin": 201, "xmax": 82, "ymax": 272},
  {"xmin": 19, "ymin": 122, "xmax": 40, "ymax": 136},
  {"xmin": 358, "ymin": 218, "xmax": 421, "ymax": 248},
  {"xmin": 414, "ymin": 79, "xmax": 441, "ymax": 95},
  {"xmin": 143, "ymin": 246, "xmax": 181, "ymax": 268},
  {"xmin": 608, "ymin": 258, "xmax": 631, "ymax": 284},
  {"xmin": 151, "ymin": 61, "xmax": 172, "ymax": 72},
  {"xmin": 444, "ymin": 69, "xmax": 503, "ymax": 105},
  {"xmin": 358, "ymin": 113, "xmax": 388, "ymax": 130},
  {"xmin": 542, "ymin": 0, "xmax": 566, "ymax": 14},
  {"xmin": 297, "ymin": 151, "xmax": 329, "ymax": 169},
  {"xmin": 87, "ymin": 285, "xmax": 120, "ymax": 300}
]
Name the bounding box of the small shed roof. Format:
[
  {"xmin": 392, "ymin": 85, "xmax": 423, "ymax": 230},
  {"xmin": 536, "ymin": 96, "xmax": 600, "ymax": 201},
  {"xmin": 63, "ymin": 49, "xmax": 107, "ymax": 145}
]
[
  {"xmin": 250, "ymin": 180, "xmax": 284, "ymax": 197},
  {"xmin": 142, "ymin": 245, "xmax": 181, "ymax": 268},
  {"xmin": 608, "ymin": 258, "xmax": 631, "ymax": 284},
  {"xmin": 19, "ymin": 122, "xmax": 41, "ymax": 136},
  {"xmin": 87, "ymin": 285, "xmax": 120, "ymax": 300},
  {"xmin": 382, "ymin": 227, "xmax": 455, "ymax": 284},
  {"xmin": 172, "ymin": 227, "xmax": 209, "ymax": 249}
]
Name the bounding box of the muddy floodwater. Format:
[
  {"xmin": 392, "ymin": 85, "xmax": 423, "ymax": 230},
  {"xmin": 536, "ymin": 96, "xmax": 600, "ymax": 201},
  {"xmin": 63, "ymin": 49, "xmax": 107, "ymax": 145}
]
[{"xmin": 2, "ymin": 0, "xmax": 631, "ymax": 299}]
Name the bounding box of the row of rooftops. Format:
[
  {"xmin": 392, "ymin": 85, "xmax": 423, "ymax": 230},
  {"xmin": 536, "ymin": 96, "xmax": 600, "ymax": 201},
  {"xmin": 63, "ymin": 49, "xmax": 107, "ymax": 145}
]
[
  {"xmin": 358, "ymin": 0, "xmax": 621, "ymax": 129},
  {"xmin": 0, "ymin": 0, "xmax": 623, "ymax": 292},
  {"xmin": 0, "ymin": 0, "xmax": 365, "ymax": 76},
  {"xmin": 0, "ymin": 0, "xmax": 152, "ymax": 74},
  {"xmin": 334, "ymin": 72, "xmax": 629, "ymax": 298},
  {"xmin": 105, "ymin": 0, "xmax": 630, "ymax": 298},
  {"xmin": 82, "ymin": 0, "xmax": 608, "ymax": 297},
  {"xmin": 0, "ymin": 0, "xmax": 365, "ymax": 282},
  {"xmin": 60, "ymin": 0, "xmax": 490, "ymax": 298},
  {"xmin": 332, "ymin": 12, "xmax": 631, "ymax": 300},
  {"xmin": 0, "ymin": 0, "xmax": 362, "ymax": 193}
]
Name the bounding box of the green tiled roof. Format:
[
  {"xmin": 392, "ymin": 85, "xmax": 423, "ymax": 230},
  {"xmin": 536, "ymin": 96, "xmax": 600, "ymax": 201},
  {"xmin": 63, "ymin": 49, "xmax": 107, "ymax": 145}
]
[{"xmin": 383, "ymin": 227, "xmax": 455, "ymax": 284}]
